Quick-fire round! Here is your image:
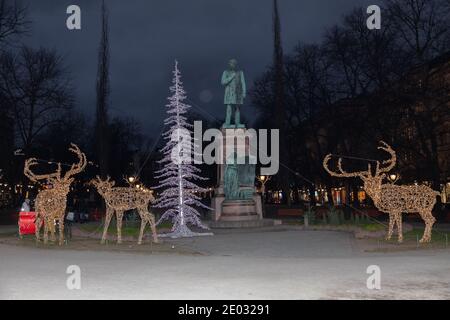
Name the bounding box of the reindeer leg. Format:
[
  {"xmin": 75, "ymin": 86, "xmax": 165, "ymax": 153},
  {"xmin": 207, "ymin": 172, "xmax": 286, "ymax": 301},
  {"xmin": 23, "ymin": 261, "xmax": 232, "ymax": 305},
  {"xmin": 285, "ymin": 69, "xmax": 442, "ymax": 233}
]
[
  {"xmin": 137, "ymin": 207, "xmax": 147, "ymax": 245},
  {"xmin": 50, "ymin": 219, "xmax": 56, "ymax": 242},
  {"xmin": 141, "ymin": 208, "xmax": 159, "ymax": 244},
  {"xmin": 396, "ymin": 213, "xmax": 403, "ymax": 243},
  {"xmin": 116, "ymin": 210, "xmax": 124, "ymax": 244},
  {"xmin": 148, "ymin": 212, "xmax": 159, "ymax": 244},
  {"xmin": 386, "ymin": 212, "xmax": 395, "ymax": 241},
  {"xmin": 419, "ymin": 210, "xmax": 435, "ymax": 243},
  {"xmin": 59, "ymin": 219, "xmax": 65, "ymax": 246},
  {"xmin": 35, "ymin": 214, "xmax": 41, "ymax": 243},
  {"xmin": 43, "ymin": 220, "xmax": 49, "ymax": 244},
  {"xmin": 101, "ymin": 207, "xmax": 113, "ymax": 244}
]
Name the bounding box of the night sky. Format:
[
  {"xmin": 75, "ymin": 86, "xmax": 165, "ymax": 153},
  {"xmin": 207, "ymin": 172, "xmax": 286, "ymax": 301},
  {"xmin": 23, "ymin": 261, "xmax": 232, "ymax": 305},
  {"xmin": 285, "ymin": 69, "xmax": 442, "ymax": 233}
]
[{"xmin": 22, "ymin": 0, "xmax": 373, "ymax": 137}]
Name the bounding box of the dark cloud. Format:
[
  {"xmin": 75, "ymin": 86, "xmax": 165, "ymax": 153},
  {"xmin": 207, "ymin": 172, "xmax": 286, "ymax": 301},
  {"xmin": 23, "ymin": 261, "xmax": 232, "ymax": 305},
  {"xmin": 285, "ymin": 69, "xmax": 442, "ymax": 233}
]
[{"xmin": 22, "ymin": 0, "xmax": 374, "ymax": 137}]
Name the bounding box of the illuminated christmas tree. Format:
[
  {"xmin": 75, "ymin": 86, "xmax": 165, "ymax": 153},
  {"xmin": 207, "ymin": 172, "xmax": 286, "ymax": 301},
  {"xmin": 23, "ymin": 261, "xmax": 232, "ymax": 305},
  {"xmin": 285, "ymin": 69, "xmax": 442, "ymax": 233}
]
[{"xmin": 153, "ymin": 61, "xmax": 212, "ymax": 238}]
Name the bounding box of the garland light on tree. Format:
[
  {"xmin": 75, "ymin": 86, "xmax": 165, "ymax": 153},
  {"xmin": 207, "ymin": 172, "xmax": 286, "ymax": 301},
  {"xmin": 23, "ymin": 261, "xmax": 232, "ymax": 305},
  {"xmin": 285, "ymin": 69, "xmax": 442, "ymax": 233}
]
[{"xmin": 153, "ymin": 60, "xmax": 213, "ymax": 238}]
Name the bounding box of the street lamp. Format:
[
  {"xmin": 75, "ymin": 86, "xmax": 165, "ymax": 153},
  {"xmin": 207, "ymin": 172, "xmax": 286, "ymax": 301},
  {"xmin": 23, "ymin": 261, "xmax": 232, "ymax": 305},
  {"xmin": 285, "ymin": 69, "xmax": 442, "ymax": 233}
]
[
  {"xmin": 256, "ymin": 175, "xmax": 271, "ymax": 203},
  {"xmin": 128, "ymin": 176, "xmax": 136, "ymax": 184},
  {"xmin": 388, "ymin": 173, "xmax": 399, "ymax": 183}
]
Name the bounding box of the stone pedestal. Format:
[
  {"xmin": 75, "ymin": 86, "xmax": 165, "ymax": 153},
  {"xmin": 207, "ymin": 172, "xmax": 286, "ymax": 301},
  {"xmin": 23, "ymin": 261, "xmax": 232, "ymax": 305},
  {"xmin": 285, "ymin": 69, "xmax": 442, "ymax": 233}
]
[
  {"xmin": 210, "ymin": 127, "xmax": 264, "ymax": 226},
  {"xmin": 221, "ymin": 199, "xmax": 258, "ymax": 221}
]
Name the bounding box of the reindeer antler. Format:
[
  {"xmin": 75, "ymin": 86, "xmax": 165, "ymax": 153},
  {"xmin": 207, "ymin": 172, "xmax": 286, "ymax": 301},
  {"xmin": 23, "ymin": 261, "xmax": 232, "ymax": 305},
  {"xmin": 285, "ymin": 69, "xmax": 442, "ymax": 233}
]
[
  {"xmin": 91, "ymin": 175, "xmax": 115, "ymax": 188},
  {"xmin": 24, "ymin": 158, "xmax": 62, "ymax": 182},
  {"xmin": 323, "ymin": 154, "xmax": 370, "ymax": 178},
  {"xmin": 63, "ymin": 143, "xmax": 87, "ymax": 180},
  {"xmin": 375, "ymin": 141, "xmax": 396, "ymax": 175},
  {"xmin": 323, "ymin": 142, "xmax": 397, "ymax": 179}
]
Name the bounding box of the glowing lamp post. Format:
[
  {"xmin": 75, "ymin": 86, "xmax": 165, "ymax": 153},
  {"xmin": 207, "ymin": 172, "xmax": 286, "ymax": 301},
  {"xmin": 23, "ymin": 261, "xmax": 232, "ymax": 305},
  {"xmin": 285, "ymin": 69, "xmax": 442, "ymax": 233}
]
[
  {"xmin": 257, "ymin": 175, "xmax": 271, "ymax": 203},
  {"xmin": 388, "ymin": 173, "xmax": 399, "ymax": 184}
]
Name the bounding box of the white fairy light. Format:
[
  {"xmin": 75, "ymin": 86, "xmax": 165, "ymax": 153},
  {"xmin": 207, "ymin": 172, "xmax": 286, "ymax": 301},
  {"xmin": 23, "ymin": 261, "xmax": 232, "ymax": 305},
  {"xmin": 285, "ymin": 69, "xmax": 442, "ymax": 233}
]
[{"xmin": 153, "ymin": 61, "xmax": 213, "ymax": 238}]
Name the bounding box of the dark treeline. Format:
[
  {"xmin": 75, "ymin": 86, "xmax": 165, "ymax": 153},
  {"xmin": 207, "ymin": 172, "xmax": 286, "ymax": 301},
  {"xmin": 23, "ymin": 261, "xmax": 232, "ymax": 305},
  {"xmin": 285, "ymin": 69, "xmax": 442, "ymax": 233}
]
[
  {"xmin": 0, "ymin": 0, "xmax": 150, "ymax": 206},
  {"xmin": 1, "ymin": 0, "xmax": 450, "ymax": 209},
  {"xmin": 252, "ymin": 0, "xmax": 450, "ymax": 206}
]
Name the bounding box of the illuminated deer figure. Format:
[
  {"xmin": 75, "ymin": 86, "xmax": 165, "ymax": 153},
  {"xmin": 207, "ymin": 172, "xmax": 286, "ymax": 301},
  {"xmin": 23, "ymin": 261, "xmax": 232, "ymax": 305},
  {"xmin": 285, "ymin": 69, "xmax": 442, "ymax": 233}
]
[
  {"xmin": 24, "ymin": 144, "xmax": 87, "ymax": 245},
  {"xmin": 323, "ymin": 141, "xmax": 438, "ymax": 243},
  {"xmin": 91, "ymin": 176, "xmax": 159, "ymax": 245}
]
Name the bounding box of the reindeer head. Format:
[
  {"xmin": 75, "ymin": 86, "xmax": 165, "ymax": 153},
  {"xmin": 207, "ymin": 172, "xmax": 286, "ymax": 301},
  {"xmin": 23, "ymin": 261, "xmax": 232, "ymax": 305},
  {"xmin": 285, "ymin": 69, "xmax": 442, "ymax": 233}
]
[
  {"xmin": 90, "ymin": 176, "xmax": 115, "ymax": 196},
  {"xmin": 323, "ymin": 141, "xmax": 397, "ymax": 204},
  {"xmin": 24, "ymin": 143, "xmax": 87, "ymax": 194}
]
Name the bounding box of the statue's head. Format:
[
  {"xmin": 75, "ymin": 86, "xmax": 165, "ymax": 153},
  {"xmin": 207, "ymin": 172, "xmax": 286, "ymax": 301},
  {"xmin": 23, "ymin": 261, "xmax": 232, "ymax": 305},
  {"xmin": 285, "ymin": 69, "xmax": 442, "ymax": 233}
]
[{"xmin": 228, "ymin": 59, "xmax": 238, "ymax": 70}]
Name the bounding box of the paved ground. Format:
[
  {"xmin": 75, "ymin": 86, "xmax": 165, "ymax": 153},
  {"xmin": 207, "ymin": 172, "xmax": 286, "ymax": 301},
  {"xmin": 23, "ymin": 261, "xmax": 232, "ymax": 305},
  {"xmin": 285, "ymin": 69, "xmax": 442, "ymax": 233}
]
[{"xmin": 0, "ymin": 228, "xmax": 449, "ymax": 299}]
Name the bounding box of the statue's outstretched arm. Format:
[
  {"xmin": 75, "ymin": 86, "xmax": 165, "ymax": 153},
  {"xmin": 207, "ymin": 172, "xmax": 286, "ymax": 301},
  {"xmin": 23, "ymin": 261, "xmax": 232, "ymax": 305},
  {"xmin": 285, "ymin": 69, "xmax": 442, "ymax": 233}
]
[{"xmin": 221, "ymin": 71, "xmax": 235, "ymax": 86}]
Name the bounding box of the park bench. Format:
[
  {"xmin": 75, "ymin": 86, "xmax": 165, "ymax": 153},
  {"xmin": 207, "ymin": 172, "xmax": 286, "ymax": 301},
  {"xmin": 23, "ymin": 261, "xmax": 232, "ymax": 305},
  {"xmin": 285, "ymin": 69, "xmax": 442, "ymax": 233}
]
[{"xmin": 277, "ymin": 208, "xmax": 303, "ymax": 217}]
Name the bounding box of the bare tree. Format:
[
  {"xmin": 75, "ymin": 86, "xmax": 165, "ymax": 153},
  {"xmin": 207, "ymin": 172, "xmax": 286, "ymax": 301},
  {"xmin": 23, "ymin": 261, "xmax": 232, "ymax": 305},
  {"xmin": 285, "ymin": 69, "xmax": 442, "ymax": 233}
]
[
  {"xmin": 382, "ymin": 0, "xmax": 450, "ymax": 194},
  {"xmin": 0, "ymin": 0, "xmax": 30, "ymax": 49},
  {"xmin": 109, "ymin": 116, "xmax": 144, "ymax": 180},
  {"xmin": 253, "ymin": 1, "xmax": 450, "ymax": 208},
  {"xmin": 384, "ymin": 0, "xmax": 450, "ymax": 62},
  {"xmin": 285, "ymin": 44, "xmax": 334, "ymax": 204},
  {"xmin": 253, "ymin": 43, "xmax": 336, "ymax": 205},
  {"xmin": 324, "ymin": 7, "xmax": 407, "ymax": 98},
  {"xmin": 0, "ymin": 47, "xmax": 73, "ymax": 153},
  {"xmin": 397, "ymin": 59, "xmax": 450, "ymax": 191},
  {"xmin": 36, "ymin": 109, "xmax": 90, "ymax": 160},
  {"xmin": 0, "ymin": 0, "xmax": 29, "ymax": 186}
]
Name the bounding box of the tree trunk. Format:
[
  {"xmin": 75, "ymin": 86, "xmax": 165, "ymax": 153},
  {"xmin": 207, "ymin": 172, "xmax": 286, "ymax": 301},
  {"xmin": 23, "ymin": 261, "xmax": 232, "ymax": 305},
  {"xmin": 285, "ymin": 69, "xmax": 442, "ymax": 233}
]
[
  {"xmin": 326, "ymin": 186, "xmax": 334, "ymax": 206},
  {"xmin": 309, "ymin": 185, "xmax": 316, "ymax": 207}
]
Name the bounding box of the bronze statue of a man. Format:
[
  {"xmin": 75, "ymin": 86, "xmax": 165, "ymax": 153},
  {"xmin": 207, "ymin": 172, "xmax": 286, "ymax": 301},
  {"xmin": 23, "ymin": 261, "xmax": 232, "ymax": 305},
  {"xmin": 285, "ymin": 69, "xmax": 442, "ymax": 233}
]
[{"xmin": 221, "ymin": 59, "xmax": 246, "ymax": 128}]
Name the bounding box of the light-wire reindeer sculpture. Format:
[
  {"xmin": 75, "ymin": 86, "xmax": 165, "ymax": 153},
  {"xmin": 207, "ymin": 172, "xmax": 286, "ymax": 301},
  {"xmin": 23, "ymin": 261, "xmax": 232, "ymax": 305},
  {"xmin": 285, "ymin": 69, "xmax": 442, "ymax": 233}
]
[
  {"xmin": 24, "ymin": 144, "xmax": 87, "ymax": 245},
  {"xmin": 91, "ymin": 176, "xmax": 159, "ymax": 245},
  {"xmin": 323, "ymin": 141, "xmax": 438, "ymax": 243}
]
